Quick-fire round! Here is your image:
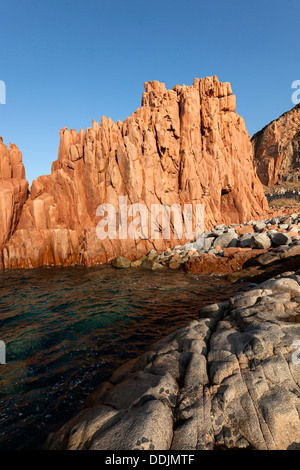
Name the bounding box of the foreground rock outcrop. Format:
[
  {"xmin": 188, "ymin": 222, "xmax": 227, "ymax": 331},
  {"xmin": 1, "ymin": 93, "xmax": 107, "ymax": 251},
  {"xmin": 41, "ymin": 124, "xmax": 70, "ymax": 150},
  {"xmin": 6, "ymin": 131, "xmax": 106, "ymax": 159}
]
[
  {"xmin": 252, "ymin": 104, "xmax": 300, "ymax": 186},
  {"xmin": 0, "ymin": 76, "xmax": 268, "ymax": 268},
  {"xmin": 0, "ymin": 138, "xmax": 28, "ymax": 247},
  {"xmin": 45, "ymin": 271, "xmax": 300, "ymax": 450}
]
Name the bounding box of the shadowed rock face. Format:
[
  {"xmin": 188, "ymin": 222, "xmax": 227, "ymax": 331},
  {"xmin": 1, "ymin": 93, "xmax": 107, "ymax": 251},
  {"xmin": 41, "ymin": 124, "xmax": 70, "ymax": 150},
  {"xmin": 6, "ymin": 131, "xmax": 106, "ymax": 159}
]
[
  {"xmin": 0, "ymin": 138, "xmax": 28, "ymax": 248},
  {"xmin": 252, "ymin": 105, "xmax": 300, "ymax": 186},
  {"xmin": 0, "ymin": 76, "xmax": 267, "ymax": 269}
]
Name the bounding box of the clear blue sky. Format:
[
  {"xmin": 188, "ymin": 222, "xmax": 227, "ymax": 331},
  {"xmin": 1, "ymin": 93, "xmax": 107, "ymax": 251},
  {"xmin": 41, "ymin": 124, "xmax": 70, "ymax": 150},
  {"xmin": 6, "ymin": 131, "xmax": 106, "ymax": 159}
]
[{"xmin": 0, "ymin": 0, "xmax": 299, "ymax": 184}]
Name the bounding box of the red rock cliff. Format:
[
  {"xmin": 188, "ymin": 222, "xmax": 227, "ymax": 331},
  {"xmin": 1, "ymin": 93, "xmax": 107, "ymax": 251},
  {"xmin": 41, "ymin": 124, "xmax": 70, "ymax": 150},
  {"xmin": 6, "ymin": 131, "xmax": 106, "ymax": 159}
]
[
  {"xmin": 0, "ymin": 76, "xmax": 268, "ymax": 268},
  {"xmin": 0, "ymin": 138, "xmax": 28, "ymax": 249},
  {"xmin": 252, "ymin": 104, "xmax": 300, "ymax": 186}
]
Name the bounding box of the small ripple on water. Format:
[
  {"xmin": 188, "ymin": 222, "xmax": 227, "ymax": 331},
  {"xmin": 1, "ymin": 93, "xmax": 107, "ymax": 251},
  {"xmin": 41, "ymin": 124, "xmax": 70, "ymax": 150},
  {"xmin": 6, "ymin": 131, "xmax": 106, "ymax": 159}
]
[{"xmin": 0, "ymin": 265, "xmax": 249, "ymax": 449}]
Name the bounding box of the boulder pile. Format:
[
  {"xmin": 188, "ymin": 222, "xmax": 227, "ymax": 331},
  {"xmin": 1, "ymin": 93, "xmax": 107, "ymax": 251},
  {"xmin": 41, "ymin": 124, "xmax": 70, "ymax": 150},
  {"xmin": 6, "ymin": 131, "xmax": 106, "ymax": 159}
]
[{"xmin": 111, "ymin": 213, "xmax": 300, "ymax": 274}]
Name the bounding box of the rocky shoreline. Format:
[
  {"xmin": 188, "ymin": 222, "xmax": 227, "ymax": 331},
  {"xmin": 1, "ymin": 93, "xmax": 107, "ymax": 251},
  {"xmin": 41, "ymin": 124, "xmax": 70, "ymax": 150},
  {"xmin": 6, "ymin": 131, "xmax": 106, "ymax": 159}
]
[
  {"xmin": 44, "ymin": 269, "xmax": 300, "ymax": 450},
  {"xmin": 111, "ymin": 211, "xmax": 300, "ymax": 276},
  {"xmin": 43, "ymin": 209, "xmax": 300, "ymax": 451}
]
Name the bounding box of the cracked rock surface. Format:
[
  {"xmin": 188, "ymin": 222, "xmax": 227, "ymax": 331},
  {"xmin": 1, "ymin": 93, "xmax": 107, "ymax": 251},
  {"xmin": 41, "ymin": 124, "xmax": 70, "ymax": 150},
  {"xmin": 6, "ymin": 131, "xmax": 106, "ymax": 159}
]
[
  {"xmin": 0, "ymin": 76, "xmax": 267, "ymax": 269},
  {"xmin": 45, "ymin": 271, "xmax": 300, "ymax": 450}
]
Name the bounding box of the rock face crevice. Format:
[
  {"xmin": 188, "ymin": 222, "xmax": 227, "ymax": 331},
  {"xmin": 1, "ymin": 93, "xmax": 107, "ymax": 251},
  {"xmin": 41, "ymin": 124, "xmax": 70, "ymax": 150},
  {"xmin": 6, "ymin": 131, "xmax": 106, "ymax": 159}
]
[
  {"xmin": 0, "ymin": 76, "xmax": 267, "ymax": 269},
  {"xmin": 44, "ymin": 272, "xmax": 300, "ymax": 450},
  {"xmin": 252, "ymin": 104, "xmax": 300, "ymax": 186}
]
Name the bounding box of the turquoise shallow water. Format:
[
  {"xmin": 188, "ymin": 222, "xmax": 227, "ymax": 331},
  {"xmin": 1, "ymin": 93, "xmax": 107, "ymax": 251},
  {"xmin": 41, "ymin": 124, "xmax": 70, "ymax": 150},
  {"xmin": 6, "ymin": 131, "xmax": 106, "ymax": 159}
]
[{"xmin": 0, "ymin": 265, "xmax": 247, "ymax": 449}]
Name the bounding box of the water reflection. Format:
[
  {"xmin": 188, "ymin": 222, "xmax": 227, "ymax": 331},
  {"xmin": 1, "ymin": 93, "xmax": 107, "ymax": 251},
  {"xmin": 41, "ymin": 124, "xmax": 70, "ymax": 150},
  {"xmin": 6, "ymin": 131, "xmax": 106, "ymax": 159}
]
[{"xmin": 0, "ymin": 265, "xmax": 247, "ymax": 449}]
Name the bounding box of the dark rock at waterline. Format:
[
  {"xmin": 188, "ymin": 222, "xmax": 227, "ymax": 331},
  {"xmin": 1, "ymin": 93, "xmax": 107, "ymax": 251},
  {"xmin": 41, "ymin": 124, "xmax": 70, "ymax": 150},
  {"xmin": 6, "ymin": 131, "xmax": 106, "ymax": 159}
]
[
  {"xmin": 184, "ymin": 249, "xmax": 267, "ymax": 275},
  {"xmin": 111, "ymin": 256, "xmax": 131, "ymax": 269},
  {"xmin": 142, "ymin": 259, "xmax": 164, "ymax": 270}
]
